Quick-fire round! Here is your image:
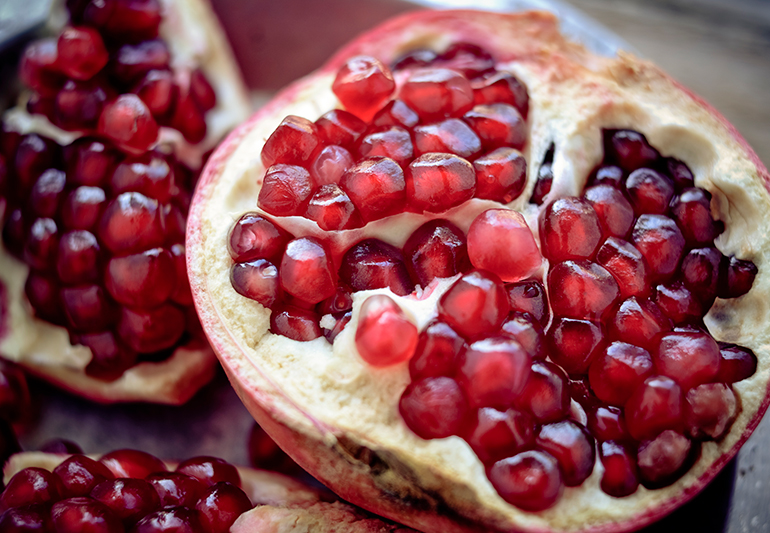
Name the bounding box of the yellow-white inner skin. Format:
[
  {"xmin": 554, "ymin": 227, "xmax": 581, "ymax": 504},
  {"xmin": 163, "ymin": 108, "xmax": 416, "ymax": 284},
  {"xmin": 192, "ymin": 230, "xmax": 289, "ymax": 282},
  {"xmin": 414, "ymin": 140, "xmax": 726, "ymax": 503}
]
[{"xmin": 194, "ymin": 20, "xmax": 770, "ymax": 532}]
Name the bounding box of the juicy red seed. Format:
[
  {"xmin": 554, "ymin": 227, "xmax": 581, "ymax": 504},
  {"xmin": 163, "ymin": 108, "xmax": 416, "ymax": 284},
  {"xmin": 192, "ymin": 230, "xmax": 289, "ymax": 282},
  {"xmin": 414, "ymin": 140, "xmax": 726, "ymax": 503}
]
[
  {"xmin": 322, "ymin": 312, "xmax": 351, "ymax": 343},
  {"xmin": 718, "ymin": 255, "xmax": 757, "ymax": 298},
  {"xmin": 55, "ymin": 79, "xmax": 109, "ymax": 131},
  {"xmin": 190, "ymin": 68, "xmax": 217, "ymax": 112},
  {"xmin": 586, "ymin": 405, "xmax": 629, "ymax": 442},
  {"xmin": 670, "ymin": 188, "xmax": 720, "ymax": 245},
  {"xmin": 111, "ymin": 40, "xmax": 170, "ymax": 84},
  {"xmin": 391, "ymin": 48, "xmax": 438, "ymax": 70},
  {"xmin": 0, "ymin": 504, "xmax": 50, "ymax": 532},
  {"xmin": 605, "ymin": 130, "xmax": 659, "ymax": 172},
  {"xmin": 625, "ymin": 375, "xmax": 683, "ymax": 441},
  {"xmin": 317, "ymin": 285, "xmax": 353, "ymax": 315},
  {"xmin": 473, "ymin": 147, "xmax": 526, "ymax": 203},
  {"xmin": 607, "ymin": 297, "xmax": 671, "ymax": 351},
  {"xmin": 15, "ymin": 134, "xmax": 58, "ymax": 191},
  {"xmin": 261, "ymin": 115, "xmax": 321, "ymax": 168},
  {"xmin": 548, "ymin": 260, "xmax": 619, "ymax": 320},
  {"xmin": 257, "ymin": 164, "xmax": 315, "ymax": 217},
  {"xmin": 332, "ymin": 56, "xmax": 396, "ymax": 122},
  {"xmin": 340, "ymin": 157, "xmax": 405, "ymax": 222},
  {"xmin": 515, "ymin": 361, "xmax": 569, "ymax": 423},
  {"xmin": 340, "ymin": 238, "xmax": 414, "ymax": 296},
  {"xmin": 506, "ymin": 280, "xmax": 548, "ymax": 326},
  {"xmin": 718, "ymin": 344, "xmax": 758, "ymax": 383},
  {"xmin": 536, "ymin": 420, "xmax": 595, "ymax": 487},
  {"xmin": 637, "ymin": 430, "xmax": 693, "ymax": 489},
  {"xmin": 280, "ymin": 237, "xmax": 336, "ymax": 304},
  {"xmin": 625, "ymin": 168, "xmax": 674, "ymax": 215},
  {"xmin": 133, "ymin": 69, "xmax": 176, "ymax": 117},
  {"xmin": 530, "ymin": 160, "xmax": 552, "ymax": 205},
  {"xmin": 355, "ymin": 295, "xmax": 418, "ymax": 367},
  {"xmin": 409, "ymin": 320, "xmax": 465, "ymax": 380},
  {"xmin": 175, "ymin": 457, "xmax": 239, "ymax": 488},
  {"xmin": 84, "ymin": 0, "xmax": 162, "ymax": 41},
  {"xmin": 463, "ymin": 103, "xmax": 526, "ymax": 150},
  {"xmin": 29, "ymin": 168, "xmax": 66, "ymax": 218},
  {"xmin": 147, "ymin": 472, "xmax": 205, "ymax": 508},
  {"xmin": 51, "ymin": 497, "xmax": 123, "ymax": 533},
  {"xmin": 90, "ymin": 478, "xmax": 161, "ymax": 525},
  {"xmin": 655, "ymin": 331, "xmax": 721, "ymax": 391},
  {"xmin": 310, "ymin": 145, "xmax": 354, "ymax": 186},
  {"xmin": 357, "ymin": 126, "xmax": 414, "ymax": 167},
  {"xmin": 117, "ymin": 304, "xmax": 185, "ymax": 353},
  {"xmin": 98, "ymin": 94, "xmax": 159, "ymax": 155},
  {"xmin": 588, "ymin": 341, "xmax": 654, "ymax": 406},
  {"xmin": 631, "ymin": 214, "xmax": 686, "ymax": 280},
  {"xmin": 583, "ymin": 184, "xmax": 634, "ymax": 238},
  {"xmin": 25, "ymin": 271, "xmax": 65, "ymax": 324},
  {"xmin": 57, "ymin": 230, "xmax": 101, "ymax": 284},
  {"xmin": 0, "ymin": 467, "xmax": 63, "ymax": 511},
  {"xmin": 100, "ymin": 449, "xmax": 167, "ymax": 479},
  {"xmin": 539, "ymin": 197, "xmax": 602, "ymax": 262},
  {"xmin": 25, "ymin": 218, "xmax": 60, "ymax": 271},
  {"xmin": 471, "ymin": 71, "xmax": 529, "ymax": 117},
  {"xmin": 64, "ymin": 138, "xmax": 116, "ymax": 187},
  {"xmin": 196, "ymin": 482, "xmax": 252, "ymax": 533},
  {"xmin": 681, "ymin": 247, "xmax": 722, "ymax": 305},
  {"xmin": 653, "ymin": 281, "xmax": 704, "ymax": 324},
  {"xmin": 436, "ymin": 42, "xmax": 495, "ymax": 78},
  {"xmin": 371, "ymin": 99, "xmax": 419, "ymax": 128},
  {"xmin": 314, "ymin": 109, "xmax": 366, "ymax": 149},
  {"xmin": 133, "ymin": 507, "xmax": 205, "ymax": 533},
  {"xmin": 406, "ymin": 153, "xmax": 475, "ymax": 214},
  {"xmin": 111, "ymin": 152, "xmax": 174, "ymax": 202},
  {"xmin": 546, "ymin": 317, "xmax": 604, "ymax": 375},
  {"xmin": 167, "ymin": 76, "xmax": 207, "ymax": 144},
  {"xmin": 228, "ymin": 213, "xmax": 290, "ymax": 263},
  {"xmin": 500, "ymin": 312, "xmax": 545, "ymax": 360},
  {"xmin": 82, "ymin": 331, "xmax": 138, "ymax": 380},
  {"xmin": 599, "ymin": 441, "xmax": 639, "ymax": 497},
  {"xmin": 19, "ymin": 38, "xmax": 63, "ymax": 96},
  {"xmin": 413, "ymin": 119, "xmax": 482, "ymax": 159},
  {"xmin": 465, "ymin": 407, "xmax": 535, "ymax": 464},
  {"xmin": 230, "ymin": 259, "xmax": 280, "ymax": 308},
  {"xmin": 456, "ymin": 336, "xmax": 531, "ymax": 408},
  {"xmin": 98, "ymin": 192, "xmax": 165, "ymax": 254},
  {"xmin": 403, "ymin": 219, "xmax": 469, "ymax": 288},
  {"xmin": 399, "ymin": 68, "xmax": 474, "ymax": 122},
  {"xmin": 437, "ymin": 270, "xmax": 510, "ymax": 340},
  {"xmin": 54, "ymin": 455, "xmax": 114, "ymax": 498},
  {"xmin": 665, "ymin": 158, "xmax": 695, "ymax": 190},
  {"xmin": 596, "ymin": 237, "xmax": 650, "ymax": 299},
  {"xmin": 56, "ymin": 26, "xmax": 107, "ymax": 81},
  {"xmin": 588, "ymin": 165, "xmax": 624, "ymax": 188},
  {"xmin": 399, "ymin": 376, "xmax": 469, "ymax": 439},
  {"xmin": 487, "ymin": 450, "xmax": 563, "ymax": 512},
  {"xmin": 105, "ymin": 247, "xmax": 176, "ymax": 307},
  {"xmin": 269, "ymin": 304, "xmax": 322, "ymax": 341},
  {"xmin": 168, "ymin": 244, "xmax": 192, "ymax": 306}
]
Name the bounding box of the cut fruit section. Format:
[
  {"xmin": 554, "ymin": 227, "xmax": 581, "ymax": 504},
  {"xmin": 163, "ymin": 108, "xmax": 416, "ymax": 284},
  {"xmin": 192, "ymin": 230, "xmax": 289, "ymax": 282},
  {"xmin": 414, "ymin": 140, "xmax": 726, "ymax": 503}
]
[{"xmin": 188, "ymin": 9, "xmax": 770, "ymax": 533}]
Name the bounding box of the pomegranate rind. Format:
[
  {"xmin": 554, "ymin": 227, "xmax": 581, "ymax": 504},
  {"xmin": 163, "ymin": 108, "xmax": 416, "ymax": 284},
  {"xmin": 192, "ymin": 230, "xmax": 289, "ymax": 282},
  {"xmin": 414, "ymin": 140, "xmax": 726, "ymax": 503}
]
[{"xmin": 188, "ymin": 9, "xmax": 770, "ymax": 533}]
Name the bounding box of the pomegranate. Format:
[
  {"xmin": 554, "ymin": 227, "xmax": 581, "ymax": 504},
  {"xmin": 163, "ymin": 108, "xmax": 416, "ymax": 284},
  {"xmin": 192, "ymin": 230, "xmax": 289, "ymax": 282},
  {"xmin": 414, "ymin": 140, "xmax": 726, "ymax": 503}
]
[
  {"xmin": 0, "ymin": 0, "xmax": 250, "ymax": 403},
  {"xmin": 188, "ymin": 9, "xmax": 770, "ymax": 533}
]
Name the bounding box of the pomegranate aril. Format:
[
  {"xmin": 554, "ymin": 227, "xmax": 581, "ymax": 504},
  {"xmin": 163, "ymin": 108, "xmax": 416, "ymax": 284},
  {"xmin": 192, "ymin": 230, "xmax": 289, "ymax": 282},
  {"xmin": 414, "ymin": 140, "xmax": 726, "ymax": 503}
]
[
  {"xmin": 586, "ymin": 405, "xmax": 629, "ymax": 442},
  {"xmin": 653, "ymin": 280, "xmax": 704, "ymax": 324},
  {"xmin": 98, "ymin": 94, "xmax": 159, "ymax": 155},
  {"xmin": 607, "ymin": 297, "xmax": 671, "ymax": 351},
  {"xmin": 317, "ymin": 285, "xmax": 353, "ymax": 316},
  {"xmin": 539, "ymin": 197, "xmax": 601, "ymax": 262},
  {"xmin": 147, "ymin": 472, "xmax": 205, "ymax": 508},
  {"xmin": 718, "ymin": 255, "xmax": 757, "ymax": 298},
  {"xmin": 24, "ymin": 218, "xmax": 60, "ymax": 272},
  {"xmin": 261, "ymin": 115, "xmax": 321, "ymax": 168},
  {"xmin": 506, "ymin": 280, "xmax": 548, "ymax": 326},
  {"xmin": 133, "ymin": 507, "xmax": 205, "ymax": 533},
  {"xmin": 0, "ymin": 467, "xmax": 63, "ymax": 512},
  {"xmin": 471, "ymin": 71, "xmax": 529, "ymax": 117},
  {"xmin": 536, "ymin": 420, "xmax": 595, "ymax": 486},
  {"xmin": 56, "ymin": 230, "xmax": 101, "ymax": 284},
  {"xmin": 436, "ymin": 42, "xmax": 495, "ymax": 78},
  {"xmin": 399, "ymin": 68, "xmax": 474, "ymax": 122},
  {"xmin": 605, "ymin": 129, "xmax": 659, "ymax": 172},
  {"xmin": 85, "ymin": 0, "xmax": 162, "ymax": 42},
  {"xmin": 413, "ymin": 119, "xmax": 481, "ymax": 159},
  {"xmin": 584, "ymin": 184, "xmax": 634, "ymax": 239},
  {"xmin": 655, "ymin": 331, "xmax": 720, "ymax": 391},
  {"xmin": 167, "ymin": 74, "xmax": 208, "ymax": 144},
  {"xmin": 3, "ymin": 209, "xmax": 26, "ymax": 258},
  {"xmin": 28, "ymin": 168, "xmax": 66, "ymax": 219},
  {"xmin": 39, "ymin": 439, "xmax": 84, "ymax": 454},
  {"xmin": 488, "ymin": 450, "xmax": 563, "ymax": 512},
  {"xmin": 637, "ymin": 430, "xmax": 694, "ymax": 489},
  {"xmin": 280, "ymin": 237, "xmax": 336, "ymax": 304},
  {"xmin": 194, "ymin": 482, "xmax": 251, "ymax": 533},
  {"xmin": 355, "ymin": 295, "xmax": 418, "ymax": 367},
  {"xmin": 189, "ymin": 68, "xmax": 216, "ymax": 112},
  {"xmin": 332, "ymin": 56, "xmax": 395, "ymax": 122},
  {"xmin": 110, "ymin": 152, "xmax": 174, "ymax": 203},
  {"xmin": 310, "ymin": 145, "xmax": 353, "ymax": 186},
  {"xmin": 340, "ymin": 157, "xmax": 405, "ymax": 222},
  {"xmin": 101, "ymin": 449, "xmax": 166, "ymax": 480},
  {"xmin": 371, "ymin": 99, "xmax": 419, "ymax": 129},
  {"xmin": 64, "ymin": 138, "xmax": 117, "ymax": 187},
  {"xmin": 409, "ymin": 320, "xmax": 464, "ymax": 380},
  {"xmin": 169, "ymin": 244, "xmax": 192, "ymax": 306},
  {"xmin": 515, "ymin": 361, "xmax": 569, "ymax": 423},
  {"xmin": 340, "ymin": 238, "xmax": 414, "ymax": 296},
  {"xmin": 473, "ymin": 147, "xmax": 526, "ymax": 204},
  {"xmin": 500, "ymin": 312, "xmax": 545, "ymax": 360},
  {"xmin": 625, "ymin": 168, "xmax": 674, "ymax": 215},
  {"xmin": 548, "ymin": 260, "xmax": 619, "ymax": 320},
  {"xmin": 57, "ymin": 26, "xmax": 108, "ymax": 81},
  {"xmin": 670, "ymin": 187, "xmax": 720, "ymax": 246},
  {"xmin": 357, "ymin": 126, "xmax": 413, "ymax": 167},
  {"xmin": 15, "ymin": 134, "xmax": 59, "ymax": 192},
  {"xmin": 117, "ymin": 304, "xmax": 185, "ymax": 353},
  {"xmin": 589, "ymin": 341, "xmax": 653, "ymax": 407},
  {"xmin": 718, "ymin": 343, "xmax": 757, "ymax": 383},
  {"xmin": 681, "ymin": 247, "xmax": 722, "ymax": 306},
  {"xmin": 391, "ymin": 48, "xmax": 437, "ymax": 71},
  {"xmin": 684, "ymin": 383, "xmax": 738, "ymax": 440},
  {"xmin": 599, "ymin": 441, "xmax": 638, "ymax": 497},
  {"xmin": 25, "ymin": 271, "xmax": 65, "ymax": 324},
  {"xmin": 0, "ymin": 503, "xmax": 51, "ymax": 532},
  {"xmin": 625, "ymin": 375, "xmax": 683, "ymax": 441},
  {"xmin": 132, "ymin": 69, "xmax": 176, "ymax": 118},
  {"xmin": 406, "ymin": 153, "xmax": 475, "ymax": 214},
  {"xmin": 437, "ymin": 270, "xmax": 509, "ymax": 340},
  {"xmin": 54, "ymin": 455, "xmax": 114, "ymax": 498},
  {"xmin": 465, "ymin": 407, "xmax": 535, "ymax": 464},
  {"xmin": 596, "ymin": 237, "xmax": 650, "ymax": 299},
  {"xmin": 588, "ymin": 165, "xmax": 624, "ymax": 188},
  {"xmin": 314, "ymin": 110, "xmax": 366, "ymax": 149},
  {"xmin": 228, "ymin": 213, "xmax": 290, "ymax": 264},
  {"xmin": 546, "ymin": 317, "xmax": 604, "ymax": 375},
  {"xmin": 174, "ymin": 456, "xmax": 239, "ymax": 488},
  {"xmin": 269, "ymin": 304, "xmax": 322, "ymax": 341},
  {"xmin": 19, "ymin": 38, "xmax": 64, "ymax": 96},
  {"xmin": 404, "ymin": 219, "xmax": 470, "ymax": 287},
  {"xmin": 456, "ymin": 336, "xmax": 531, "ymax": 408},
  {"xmin": 256, "ymin": 164, "xmax": 314, "ymax": 217},
  {"xmin": 90, "ymin": 477, "xmax": 161, "ymax": 525},
  {"xmin": 82, "ymin": 331, "xmax": 138, "ymax": 380},
  {"xmin": 230, "ymin": 259, "xmax": 280, "ymax": 308},
  {"xmin": 51, "ymin": 497, "xmax": 123, "ymax": 533},
  {"xmin": 529, "ymin": 153, "xmax": 553, "ymax": 206},
  {"xmin": 55, "ymin": 79, "xmax": 110, "ymax": 131},
  {"xmin": 631, "ymin": 214, "xmax": 686, "ymax": 281},
  {"xmin": 62, "ymin": 187, "xmax": 106, "ymax": 229},
  {"xmin": 399, "ymin": 376, "xmax": 469, "ymax": 439},
  {"xmin": 463, "ymin": 103, "xmax": 526, "ymax": 150},
  {"xmin": 105, "ymin": 247, "xmax": 176, "ymax": 307}
]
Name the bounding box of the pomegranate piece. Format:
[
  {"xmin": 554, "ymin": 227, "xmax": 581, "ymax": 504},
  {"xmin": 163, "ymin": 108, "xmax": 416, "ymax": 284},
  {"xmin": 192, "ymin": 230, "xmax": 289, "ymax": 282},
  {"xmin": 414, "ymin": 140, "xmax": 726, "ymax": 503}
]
[
  {"xmin": 670, "ymin": 188, "xmax": 720, "ymax": 245},
  {"xmin": 105, "ymin": 248, "xmax": 175, "ymax": 307},
  {"xmin": 332, "ymin": 56, "xmax": 396, "ymax": 122},
  {"xmin": 605, "ymin": 129, "xmax": 659, "ymax": 172},
  {"xmin": 684, "ymin": 383, "xmax": 738, "ymax": 440},
  {"xmin": 607, "ymin": 297, "xmax": 671, "ymax": 351},
  {"xmin": 631, "ymin": 214, "xmax": 686, "ymax": 281},
  {"xmin": 117, "ymin": 304, "xmax": 185, "ymax": 353},
  {"xmin": 653, "ymin": 281, "xmax": 704, "ymax": 324},
  {"xmin": 355, "ymin": 295, "xmax": 418, "ymax": 367},
  {"xmin": 310, "ymin": 145, "xmax": 354, "ymax": 186},
  {"xmin": 53, "ymin": 455, "xmax": 114, "ymax": 498},
  {"xmin": 98, "ymin": 192, "xmax": 165, "ymax": 254},
  {"xmin": 586, "ymin": 405, "xmax": 629, "ymax": 442},
  {"xmin": 548, "ymin": 260, "xmax": 619, "ymax": 320},
  {"xmin": 399, "ymin": 68, "xmax": 474, "ymax": 121},
  {"xmin": 655, "ymin": 331, "xmax": 720, "ymax": 391},
  {"xmin": 506, "ymin": 280, "xmax": 548, "ymax": 326},
  {"xmin": 134, "ymin": 507, "xmax": 205, "ymax": 533},
  {"xmin": 64, "ymin": 138, "xmax": 116, "ymax": 187},
  {"xmin": 339, "ymin": 157, "xmax": 405, "ymax": 221},
  {"xmin": 487, "ymin": 450, "xmax": 563, "ymax": 511},
  {"xmin": 637, "ymin": 430, "xmax": 694, "ymax": 489},
  {"xmin": 257, "ymin": 164, "xmax": 315, "ymax": 217},
  {"xmin": 0, "ymin": 467, "xmax": 63, "ymax": 511},
  {"xmin": 625, "ymin": 375, "xmax": 683, "ymax": 441},
  {"xmin": 463, "ymin": 103, "xmax": 526, "ymax": 150},
  {"xmin": 56, "ymin": 26, "xmax": 108, "ymax": 81},
  {"xmin": 718, "ymin": 255, "xmax": 758, "ymax": 298},
  {"xmin": 100, "ymin": 449, "xmax": 166, "ymax": 479},
  {"xmin": 340, "ymin": 239, "xmax": 414, "ymax": 296},
  {"xmin": 539, "ymin": 197, "xmax": 602, "ymax": 262},
  {"xmin": 195, "ymin": 482, "xmax": 253, "ymax": 533},
  {"xmin": 404, "ymin": 219, "xmax": 469, "ymax": 287},
  {"xmin": 515, "ymin": 361, "xmax": 570, "ymax": 423},
  {"xmin": 371, "ymin": 99, "xmax": 419, "ymax": 128},
  {"xmin": 51, "ymin": 497, "xmax": 123, "ymax": 533},
  {"xmin": 625, "ymin": 168, "xmax": 674, "ymax": 215},
  {"xmin": 588, "ymin": 341, "xmax": 654, "ymax": 407},
  {"xmin": 19, "ymin": 38, "xmax": 63, "ymax": 96},
  {"xmin": 279, "ymin": 237, "xmax": 336, "ymax": 304},
  {"xmin": 599, "ymin": 441, "xmax": 639, "ymax": 497},
  {"xmin": 536, "ymin": 420, "xmax": 596, "ymax": 486},
  {"xmin": 314, "ymin": 110, "xmax": 366, "ymax": 149},
  {"xmin": 455, "ymin": 336, "xmax": 531, "ymax": 408},
  {"xmin": 413, "ymin": 119, "xmax": 481, "ymax": 159},
  {"xmin": 467, "ymin": 209, "xmax": 542, "ymax": 283},
  {"xmin": 583, "ymin": 184, "xmax": 634, "ymax": 239},
  {"xmin": 98, "ymin": 94, "xmax": 159, "ymax": 155},
  {"xmin": 546, "ymin": 317, "xmax": 604, "ymax": 375},
  {"xmin": 471, "ymin": 71, "xmax": 529, "ymax": 117},
  {"xmin": 465, "ymin": 407, "xmax": 535, "ymax": 464},
  {"xmin": 437, "ymin": 270, "xmax": 510, "ymax": 340},
  {"xmin": 176, "ymin": 456, "xmax": 240, "ymax": 487},
  {"xmin": 269, "ymin": 304, "xmax": 322, "ymax": 341},
  {"xmin": 90, "ymin": 478, "xmax": 161, "ymax": 525},
  {"xmin": 596, "ymin": 237, "xmax": 650, "ymax": 299},
  {"xmin": 228, "ymin": 213, "xmax": 291, "ymax": 263},
  {"xmin": 473, "ymin": 147, "xmax": 526, "ymax": 203},
  {"xmin": 230, "ymin": 259, "xmax": 280, "ymax": 308},
  {"xmin": 399, "ymin": 376, "xmax": 469, "ymax": 439},
  {"xmin": 718, "ymin": 343, "xmax": 758, "ymax": 383},
  {"xmin": 406, "ymin": 153, "xmax": 475, "ymax": 213},
  {"xmin": 409, "ymin": 320, "xmax": 465, "ymax": 380},
  {"xmin": 500, "ymin": 312, "xmax": 545, "ymax": 360},
  {"xmin": 261, "ymin": 115, "xmax": 321, "ymax": 168},
  {"xmin": 305, "ymin": 184, "xmax": 361, "ymax": 231},
  {"xmin": 357, "ymin": 126, "xmax": 414, "ymax": 167}
]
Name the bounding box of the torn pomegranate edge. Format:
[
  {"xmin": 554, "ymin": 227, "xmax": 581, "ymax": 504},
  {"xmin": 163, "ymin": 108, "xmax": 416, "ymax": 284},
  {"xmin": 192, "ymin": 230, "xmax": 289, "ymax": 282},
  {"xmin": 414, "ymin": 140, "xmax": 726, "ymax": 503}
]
[
  {"xmin": 188, "ymin": 9, "xmax": 770, "ymax": 533},
  {"xmin": 0, "ymin": 0, "xmax": 251, "ymax": 404}
]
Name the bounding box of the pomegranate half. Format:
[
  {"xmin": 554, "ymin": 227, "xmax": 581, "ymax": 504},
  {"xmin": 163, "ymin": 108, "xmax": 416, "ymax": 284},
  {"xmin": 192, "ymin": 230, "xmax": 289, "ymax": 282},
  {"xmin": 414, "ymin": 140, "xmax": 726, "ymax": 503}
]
[{"xmin": 188, "ymin": 9, "xmax": 770, "ymax": 533}]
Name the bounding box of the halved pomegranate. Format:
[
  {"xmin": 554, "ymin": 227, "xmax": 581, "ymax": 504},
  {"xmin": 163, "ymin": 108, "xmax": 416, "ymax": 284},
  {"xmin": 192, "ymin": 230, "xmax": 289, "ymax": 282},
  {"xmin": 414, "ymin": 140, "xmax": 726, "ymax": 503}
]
[
  {"xmin": 0, "ymin": 0, "xmax": 250, "ymax": 403},
  {"xmin": 188, "ymin": 9, "xmax": 770, "ymax": 533}
]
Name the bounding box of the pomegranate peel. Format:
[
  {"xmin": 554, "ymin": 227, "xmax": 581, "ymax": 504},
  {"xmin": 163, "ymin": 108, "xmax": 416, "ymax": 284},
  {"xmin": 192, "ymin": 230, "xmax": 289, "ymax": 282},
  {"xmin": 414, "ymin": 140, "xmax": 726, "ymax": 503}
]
[{"xmin": 188, "ymin": 9, "xmax": 770, "ymax": 533}]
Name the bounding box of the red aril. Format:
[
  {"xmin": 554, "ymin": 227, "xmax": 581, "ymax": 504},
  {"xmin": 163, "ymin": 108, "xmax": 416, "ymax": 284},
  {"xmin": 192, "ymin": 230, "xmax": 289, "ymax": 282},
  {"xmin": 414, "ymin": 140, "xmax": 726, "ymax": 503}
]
[
  {"xmin": 408, "ymin": 320, "xmax": 465, "ymax": 380},
  {"xmin": 655, "ymin": 331, "xmax": 720, "ymax": 391},
  {"xmin": 586, "ymin": 405, "xmax": 629, "ymax": 442},
  {"xmin": 310, "ymin": 145, "xmax": 354, "ymax": 186},
  {"xmin": 269, "ymin": 305, "xmax": 322, "ymax": 341},
  {"xmin": 413, "ymin": 119, "xmax": 481, "ymax": 159},
  {"xmin": 465, "ymin": 407, "xmax": 535, "ymax": 464},
  {"xmin": 684, "ymin": 383, "xmax": 738, "ymax": 440},
  {"xmin": 257, "ymin": 164, "xmax": 315, "ymax": 217},
  {"xmin": 0, "ymin": 468, "xmax": 63, "ymax": 512},
  {"xmin": 98, "ymin": 94, "xmax": 159, "ymax": 155},
  {"xmin": 631, "ymin": 214, "xmax": 686, "ymax": 280},
  {"xmin": 625, "ymin": 375, "xmax": 683, "ymax": 441},
  {"xmin": 637, "ymin": 430, "xmax": 694, "ymax": 489},
  {"xmin": 548, "ymin": 260, "xmax": 619, "ymax": 320},
  {"xmin": 332, "ymin": 56, "xmax": 396, "ymax": 123},
  {"xmin": 463, "ymin": 103, "xmax": 526, "ymax": 150},
  {"xmin": 314, "ymin": 110, "xmax": 366, "ymax": 149},
  {"xmin": 90, "ymin": 478, "xmax": 161, "ymax": 525},
  {"xmin": 176, "ymin": 457, "xmax": 240, "ymax": 488},
  {"xmin": 355, "ymin": 294, "xmax": 418, "ymax": 366},
  {"xmin": 340, "ymin": 238, "xmax": 414, "ymax": 296},
  {"xmin": 539, "ymin": 197, "xmax": 601, "ymax": 262},
  {"xmin": 279, "ymin": 237, "xmax": 336, "ymax": 304},
  {"xmin": 406, "ymin": 152, "xmax": 475, "ymax": 213},
  {"xmin": 605, "ymin": 130, "xmax": 659, "ymax": 172},
  {"xmin": 546, "ymin": 317, "xmax": 604, "ymax": 375},
  {"xmin": 583, "ymin": 185, "xmax": 634, "ymax": 238},
  {"xmin": 536, "ymin": 420, "xmax": 595, "ymax": 487},
  {"xmin": 625, "ymin": 168, "xmax": 674, "ymax": 216},
  {"xmin": 261, "ymin": 116, "xmax": 321, "ymax": 168},
  {"xmin": 607, "ymin": 297, "xmax": 671, "ymax": 351},
  {"xmin": 515, "ymin": 361, "xmax": 570, "ymax": 423},
  {"xmin": 718, "ymin": 344, "xmax": 758, "ymax": 383},
  {"xmin": 196, "ymin": 482, "xmax": 252, "ymax": 533},
  {"xmin": 506, "ymin": 280, "xmax": 548, "ymax": 325},
  {"xmin": 357, "ymin": 126, "xmax": 413, "ymax": 167},
  {"xmin": 340, "ymin": 157, "xmax": 405, "ymax": 221},
  {"xmin": 399, "ymin": 68, "xmax": 474, "ymax": 122},
  {"xmin": 399, "ymin": 376, "xmax": 469, "ymax": 439},
  {"xmin": 437, "ymin": 270, "xmax": 509, "ymax": 340},
  {"xmin": 599, "ymin": 441, "xmax": 639, "ymax": 497},
  {"xmin": 57, "ymin": 26, "xmax": 109, "ymax": 81},
  {"xmin": 19, "ymin": 38, "xmax": 63, "ymax": 96},
  {"xmin": 100, "ymin": 449, "xmax": 166, "ymax": 480},
  {"xmin": 473, "ymin": 147, "xmax": 526, "ymax": 203},
  {"xmin": 487, "ymin": 451, "xmax": 563, "ymax": 512},
  {"xmin": 500, "ymin": 312, "xmax": 545, "ymax": 360},
  {"xmin": 403, "ymin": 219, "xmax": 470, "ymax": 287},
  {"xmin": 596, "ymin": 237, "xmax": 650, "ymax": 299},
  {"xmin": 147, "ymin": 472, "xmax": 204, "ymax": 508},
  {"xmin": 471, "ymin": 71, "xmax": 529, "ymax": 116},
  {"xmin": 670, "ymin": 188, "xmax": 720, "ymax": 246},
  {"xmin": 54, "ymin": 455, "xmax": 115, "ymax": 498},
  {"xmin": 588, "ymin": 342, "xmax": 653, "ymax": 407},
  {"xmin": 50, "ymin": 497, "xmax": 123, "ymax": 533}
]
